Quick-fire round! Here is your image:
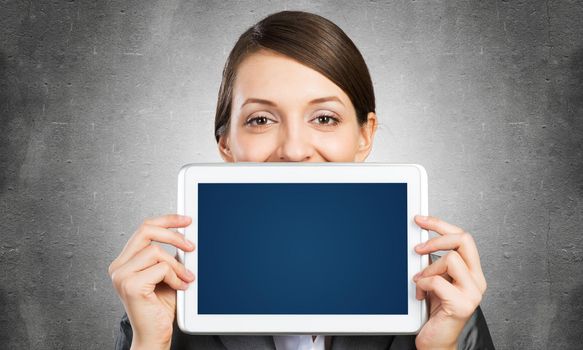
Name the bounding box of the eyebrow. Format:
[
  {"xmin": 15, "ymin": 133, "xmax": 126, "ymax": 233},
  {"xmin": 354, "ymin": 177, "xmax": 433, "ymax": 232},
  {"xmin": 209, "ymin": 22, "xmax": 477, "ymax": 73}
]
[{"xmin": 241, "ymin": 96, "xmax": 344, "ymax": 108}]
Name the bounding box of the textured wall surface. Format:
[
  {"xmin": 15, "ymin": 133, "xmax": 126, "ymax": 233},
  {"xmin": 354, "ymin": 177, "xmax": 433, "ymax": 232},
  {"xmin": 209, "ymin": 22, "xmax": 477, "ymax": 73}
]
[{"xmin": 1, "ymin": 1, "xmax": 582, "ymax": 349}]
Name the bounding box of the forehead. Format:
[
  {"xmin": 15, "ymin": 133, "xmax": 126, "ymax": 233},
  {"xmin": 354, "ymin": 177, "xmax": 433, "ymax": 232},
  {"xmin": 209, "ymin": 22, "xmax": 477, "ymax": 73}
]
[{"xmin": 232, "ymin": 49, "xmax": 352, "ymax": 108}]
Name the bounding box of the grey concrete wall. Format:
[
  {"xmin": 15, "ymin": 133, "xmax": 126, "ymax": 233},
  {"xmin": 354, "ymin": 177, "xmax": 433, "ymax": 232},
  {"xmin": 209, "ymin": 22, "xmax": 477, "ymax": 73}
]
[{"xmin": 1, "ymin": 1, "xmax": 581, "ymax": 349}]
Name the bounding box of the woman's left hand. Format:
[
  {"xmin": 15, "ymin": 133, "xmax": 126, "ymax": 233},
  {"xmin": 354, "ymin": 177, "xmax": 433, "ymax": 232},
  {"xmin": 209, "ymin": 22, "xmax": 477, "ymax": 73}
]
[{"xmin": 412, "ymin": 215, "xmax": 488, "ymax": 350}]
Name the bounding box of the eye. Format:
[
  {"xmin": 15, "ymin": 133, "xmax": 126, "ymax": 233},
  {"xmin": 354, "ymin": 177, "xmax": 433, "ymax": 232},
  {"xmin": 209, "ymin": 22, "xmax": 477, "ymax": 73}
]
[
  {"xmin": 244, "ymin": 115, "xmax": 276, "ymax": 128},
  {"xmin": 311, "ymin": 113, "xmax": 341, "ymax": 126}
]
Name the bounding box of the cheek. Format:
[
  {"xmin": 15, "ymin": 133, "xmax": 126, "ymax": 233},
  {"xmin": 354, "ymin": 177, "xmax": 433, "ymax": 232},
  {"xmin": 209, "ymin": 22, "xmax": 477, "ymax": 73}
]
[
  {"xmin": 230, "ymin": 133, "xmax": 277, "ymax": 161},
  {"xmin": 315, "ymin": 131, "xmax": 359, "ymax": 161}
]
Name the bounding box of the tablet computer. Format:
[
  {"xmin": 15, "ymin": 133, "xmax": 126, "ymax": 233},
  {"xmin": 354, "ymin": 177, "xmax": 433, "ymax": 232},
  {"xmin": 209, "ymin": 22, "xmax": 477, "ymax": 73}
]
[{"xmin": 176, "ymin": 162, "xmax": 428, "ymax": 335}]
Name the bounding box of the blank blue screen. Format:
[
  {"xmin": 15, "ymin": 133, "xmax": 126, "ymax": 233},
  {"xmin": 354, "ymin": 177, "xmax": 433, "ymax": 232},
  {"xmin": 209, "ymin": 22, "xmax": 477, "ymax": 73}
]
[{"xmin": 197, "ymin": 183, "xmax": 408, "ymax": 314}]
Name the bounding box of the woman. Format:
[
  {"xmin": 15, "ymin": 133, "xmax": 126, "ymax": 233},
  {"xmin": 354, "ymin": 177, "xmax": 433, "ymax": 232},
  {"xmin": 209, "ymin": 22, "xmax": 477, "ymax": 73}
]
[{"xmin": 109, "ymin": 10, "xmax": 495, "ymax": 350}]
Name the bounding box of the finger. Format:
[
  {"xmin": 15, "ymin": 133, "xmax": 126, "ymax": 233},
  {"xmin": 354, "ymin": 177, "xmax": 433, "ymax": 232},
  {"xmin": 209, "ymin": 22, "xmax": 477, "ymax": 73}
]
[
  {"xmin": 414, "ymin": 215, "xmax": 465, "ymax": 235},
  {"xmin": 415, "ymin": 275, "xmax": 462, "ymax": 302},
  {"xmin": 109, "ymin": 216, "xmax": 194, "ymax": 274},
  {"xmin": 416, "ymin": 283, "xmax": 426, "ymax": 300},
  {"xmin": 416, "ymin": 275, "xmax": 481, "ymax": 319},
  {"xmin": 415, "ymin": 264, "xmax": 453, "ymax": 300},
  {"xmin": 121, "ymin": 262, "xmax": 189, "ymax": 299},
  {"xmin": 414, "ymin": 251, "xmax": 480, "ymax": 294},
  {"xmin": 415, "ymin": 232, "xmax": 484, "ymax": 284},
  {"xmin": 115, "ymin": 244, "xmax": 195, "ymax": 283},
  {"xmin": 142, "ymin": 261, "xmax": 189, "ymax": 291},
  {"xmin": 143, "ymin": 214, "xmax": 192, "ymax": 229}
]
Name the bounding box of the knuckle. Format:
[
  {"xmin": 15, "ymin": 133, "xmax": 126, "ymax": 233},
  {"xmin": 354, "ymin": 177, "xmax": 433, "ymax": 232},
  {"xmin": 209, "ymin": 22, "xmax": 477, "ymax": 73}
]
[
  {"xmin": 162, "ymin": 252, "xmax": 179, "ymax": 269},
  {"xmin": 110, "ymin": 270, "xmax": 121, "ymax": 287},
  {"xmin": 149, "ymin": 244, "xmax": 163, "ymax": 256},
  {"xmin": 475, "ymin": 279, "xmax": 487, "ymax": 294},
  {"xmin": 108, "ymin": 261, "xmax": 116, "ymax": 276},
  {"xmin": 142, "ymin": 244, "xmax": 155, "ymax": 258},
  {"xmin": 159, "ymin": 261, "xmax": 172, "ymax": 273},
  {"xmin": 450, "ymin": 250, "xmax": 462, "ymax": 262},
  {"xmin": 158, "ymin": 246, "xmax": 175, "ymax": 264},
  {"xmin": 460, "ymin": 232, "xmax": 474, "ymax": 244},
  {"xmin": 119, "ymin": 278, "xmax": 134, "ymax": 297},
  {"xmin": 428, "ymin": 275, "xmax": 442, "ymax": 287},
  {"xmin": 445, "ymin": 251, "xmax": 460, "ymax": 265}
]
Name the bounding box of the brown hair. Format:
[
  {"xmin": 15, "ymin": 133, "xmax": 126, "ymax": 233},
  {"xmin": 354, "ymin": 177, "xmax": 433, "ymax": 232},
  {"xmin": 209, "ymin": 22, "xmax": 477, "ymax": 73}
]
[{"xmin": 214, "ymin": 10, "xmax": 376, "ymax": 143}]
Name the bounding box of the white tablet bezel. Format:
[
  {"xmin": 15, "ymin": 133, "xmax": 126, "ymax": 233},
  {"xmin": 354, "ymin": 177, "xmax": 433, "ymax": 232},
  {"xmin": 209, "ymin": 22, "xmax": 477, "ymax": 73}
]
[{"xmin": 177, "ymin": 162, "xmax": 428, "ymax": 335}]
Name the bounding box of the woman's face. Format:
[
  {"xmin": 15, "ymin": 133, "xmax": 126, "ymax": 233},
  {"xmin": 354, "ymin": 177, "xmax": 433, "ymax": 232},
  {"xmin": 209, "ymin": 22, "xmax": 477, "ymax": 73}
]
[{"xmin": 218, "ymin": 49, "xmax": 377, "ymax": 163}]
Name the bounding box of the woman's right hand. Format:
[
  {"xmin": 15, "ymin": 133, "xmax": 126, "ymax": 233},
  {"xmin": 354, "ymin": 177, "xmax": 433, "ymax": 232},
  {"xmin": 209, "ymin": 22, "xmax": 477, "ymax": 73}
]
[{"xmin": 108, "ymin": 214, "xmax": 196, "ymax": 350}]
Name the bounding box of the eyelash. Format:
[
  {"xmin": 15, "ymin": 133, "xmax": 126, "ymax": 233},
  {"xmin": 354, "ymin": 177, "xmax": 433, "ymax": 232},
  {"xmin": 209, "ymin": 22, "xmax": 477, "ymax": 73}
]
[{"xmin": 244, "ymin": 113, "xmax": 341, "ymax": 128}]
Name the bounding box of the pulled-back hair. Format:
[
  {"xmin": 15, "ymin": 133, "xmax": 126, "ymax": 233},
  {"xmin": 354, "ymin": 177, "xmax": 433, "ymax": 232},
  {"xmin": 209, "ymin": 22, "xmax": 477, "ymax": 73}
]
[{"xmin": 214, "ymin": 10, "xmax": 376, "ymax": 143}]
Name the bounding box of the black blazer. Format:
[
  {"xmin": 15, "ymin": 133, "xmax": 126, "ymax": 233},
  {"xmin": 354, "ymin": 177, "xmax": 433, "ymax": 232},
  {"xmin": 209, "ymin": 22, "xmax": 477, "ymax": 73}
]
[{"xmin": 114, "ymin": 305, "xmax": 495, "ymax": 349}]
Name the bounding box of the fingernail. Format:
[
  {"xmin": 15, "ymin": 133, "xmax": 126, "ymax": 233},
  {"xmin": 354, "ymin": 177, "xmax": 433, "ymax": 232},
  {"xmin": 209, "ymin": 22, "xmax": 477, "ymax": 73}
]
[
  {"xmin": 180, "ymin": 214, "xmax": 191, "ymax": 220},
  {"xmin": 184, "ymin": 238, "xmax": 195, "ymax": 249},
  {"xmin": 186, "ymin": 269, "xmax": 195, "ymax": 279},
  {"xmin": 416, "ymin": 215, "xmax": 428, "ymax": 222},
  {"xmin": 415, "ymin": 242, "xmax": 425, "ymax": 250},
  {"xmin": 413, "ymin": 272, "xmax": 421, "ymax": 281},
  {"xmin": 181, "ymin": 282, "xmax": 190, "ymax": 290}
]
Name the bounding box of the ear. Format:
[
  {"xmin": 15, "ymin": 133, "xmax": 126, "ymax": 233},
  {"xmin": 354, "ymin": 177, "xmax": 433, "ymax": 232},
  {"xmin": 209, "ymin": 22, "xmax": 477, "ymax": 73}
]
[
  {"xmin": 354, "ymin": 112, "xmax": 378, "ymax": 162},
  {"xmin": 218, "ymin": 134, "xmax": 235, "ymax": 162}
]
